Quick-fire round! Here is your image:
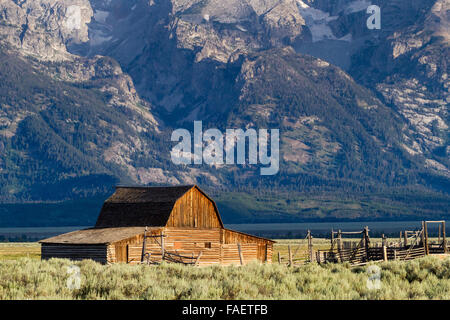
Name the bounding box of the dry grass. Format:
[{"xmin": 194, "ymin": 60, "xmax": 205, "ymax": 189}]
[
  {"xmin": 0, "ymin": 256, "xmax": 450, "ymax": 299},
  {"xmin": 0, "ymin": 243, "xmax": 41, "ymax": 261},
  {"xmin": 1, "ymin": 241, "xmax": 449, "ymax": 300},
  {"xmin": 0, "ymin": 239, "xmax": 450, "ymax": 300}
]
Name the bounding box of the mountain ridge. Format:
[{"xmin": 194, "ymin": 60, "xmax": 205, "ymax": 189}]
[{"xmin": 0, "ymin": 0, "xmax": 448, "ymax": 223}]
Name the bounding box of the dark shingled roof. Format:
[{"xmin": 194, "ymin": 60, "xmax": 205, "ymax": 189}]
[{"xmin": 94, "ymin": 185, "xmax": 196, "ymax": 228}]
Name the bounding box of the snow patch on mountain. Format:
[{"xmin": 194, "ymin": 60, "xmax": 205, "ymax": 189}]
[
  {"xmin": 94, "ymin": 9, "xmax": 109, "ymax": 23},
  {"xmin": 296, "ymin": 0, "xmax": 352, "ymax": 42},
  {"xmin": 344, "ymin": 0, "xmax": 371, "ymax": 14}
]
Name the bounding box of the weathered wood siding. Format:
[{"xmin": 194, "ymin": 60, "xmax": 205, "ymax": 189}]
[
  {"xmin": 42, "ymin": 229, "xmax": 272, "ymax": 266},
  {"xmin": 127, "ymin": 243, "xmax": 163, "ymax": 264},
  {"xmin": 107, "ymin": 245, "xmax": 116, "ymax": 263},
  {"xmin": 222, "ymin": 229, "xmax": 269, "ymax": 245},
  {"xmin": 222, "ymin": 229, "xmax": 273, "ymax": 263},
  {"xmin": 127, "ymin": 228, "xmax": 222, "ymax": 265},
  {"xmin": 41, "ymin": 244, "xmax": 108, "ymax": 264},
  {"xmin": 164, "ymin": 227, "xmax": 221, "ymax": 266},
  {"xmin": 125, "ymin": 227, "xmax": 272, "ymax": 265},
  {"xmin": 266, "ymin": 243, "xmax": 273, "ymax": 263},
  {"xmin": 166, "ymin": 188, "xmax": 222, "ymax": 229},
  {"xmin": 221, "ymin": 243, "xmax": 262, "ymax": 265},
  {"xmin": 108, "ymin": 228, "xmax": 163, "ymax": 263}
]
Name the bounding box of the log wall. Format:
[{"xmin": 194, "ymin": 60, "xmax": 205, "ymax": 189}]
[
  {"xmin": 125, "ymin": 227, "xmax": 273, "ymax": 265},
  {"xmin": 109, "ymin": 228, "xmax": 163, "ymax": 263},
  {"xmin": 127, "ymin": 228, "xmax": 221, "ymax": 266},
  {"xmin": 222, "ymin": 229, "xmax": 273, "ymax": 263},
  {"xmin": 41, "ymin": 225, "xmax": 273, "ymax": 266},
  {"xmin": 221, "ymin": 243, "xmax": 255, "ymax": 265},
  {"xmin": 41, "ymin": 244, "xmax": 108, "ymax": 264}
]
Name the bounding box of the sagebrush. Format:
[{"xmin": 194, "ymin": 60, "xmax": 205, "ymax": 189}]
[{"xmin": 1, "ymin": 256, "xmax": 450, "ymax": 300}]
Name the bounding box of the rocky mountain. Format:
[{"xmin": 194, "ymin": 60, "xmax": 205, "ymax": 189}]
[
  {"xmin": 0, "ymin": 0, "xmax": 87, "ymax": 59},
  {"xmin": 0, "ymin": 0, "xmax": 176, "ymax": 200},
  {"xmin": 353, "ymin": 0, "xmax": 449, "ymax": 178},
  {"xmin": 224, "ymin": 48, "xmax": 413, "ymax": 182},
  {"xmin": 81, "ymin": 0, "xmax": 448, "ymax": 181},
  {"xmin": 0, "ymin": 0, "xmax": 448, "ymax": 223},
  {"xmin": 76, "ymin": 0, "xmax": 311, "ymax": 121}
]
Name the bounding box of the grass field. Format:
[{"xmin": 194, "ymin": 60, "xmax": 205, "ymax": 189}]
[
  {"xmin": 0, "ymin": 243, "xmax": 41, "ymax": 260},
  {"xmin": 0, "ymin": 242, "xmax": 450, "ymax": 300}
]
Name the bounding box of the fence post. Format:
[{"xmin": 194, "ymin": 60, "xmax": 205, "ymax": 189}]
[
  {"xmin": 237, "ymin": 243, "xmax": 244, "ymax": 265},
  {"xmin": 404, "ymin": 231, "xmax": 408, "ymax": 248},
  {"xmin": 141, "ymin": 226, "xmax": 148, "ymax": 263},
  {"xmin": 161, "ymin": 231, "xmax": 165, "ymax": 260},
  {"xmin": 443, "ymin": 221, "xmax": 448, "ymax": 254},
  {"xmin": 438, "ymin": 224, "xmax": 441, "ymax": 244},
  {"xmin": 194, "ymin": 252, "xmax": 203, "ymax": 266},
  {"xmin": 364, "ymin": 226, "xmax": 370, "ymax": 261},
  {"xmin": 421, "ymin": 222, "xmax": 425, "ymax": 246},
  {"xmin": 331, "ymin": 229, "xmax": 334, "ymax": 251},
  {"xmin": 337, "ymin": 230, "xmax": 343, "ymax": 262},
  {"xmin": 337, "ymin": 230, "xmax": 342, "ymax": 251},
  {"xmin": 278, "ymin": 252, "xmax": 281, "ymax": 264},
  {"xmin": 422, "ymin": 221, "xmax": 429, "ymax": 255},
  {"xmin": 382, "ymin": 243, "xmax": 387, "ymax": 262},
  {"xmin": 307, "ymin": 230, "xmax": 313, "ymax": 263},
  {"xmin": 288, "ymin": 245, "xmax": 293, "ymax": 267}
]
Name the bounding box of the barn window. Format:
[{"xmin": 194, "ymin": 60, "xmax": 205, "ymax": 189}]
[{"xmin": 205, "ymin": 242, "xmax": 212, "ymax": 248}]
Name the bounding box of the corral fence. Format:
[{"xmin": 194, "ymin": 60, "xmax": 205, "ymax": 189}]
[
  {"xmin": 278, "ymin": 220, "xmax": 449, "ymax": 267},
  {"xmin": 277, "ymin": 231, "xmax": 314, "ymax": 266}
]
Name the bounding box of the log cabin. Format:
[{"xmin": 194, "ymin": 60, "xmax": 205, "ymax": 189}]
[{"xmin": 40, "ymin": 185, "xmax": 274, "ymax": 266}]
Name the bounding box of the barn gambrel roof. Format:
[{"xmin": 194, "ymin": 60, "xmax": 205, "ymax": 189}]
[{"xmin": 94, "ymin": 185, "xmax": 224, "ymax": 228}]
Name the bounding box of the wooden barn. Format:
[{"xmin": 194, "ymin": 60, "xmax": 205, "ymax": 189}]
[{"xmin": 40, "ymin": 185, "xmax": 274, "ymax": 266}]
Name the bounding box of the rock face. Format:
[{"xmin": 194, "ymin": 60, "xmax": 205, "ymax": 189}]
[
  {"xmin": 80, "ymin": 0, "xmax": 310, "ymax": 120},
  {"xmin": 0, "ymin": 46, "xmax": 176, "ymax": 200},
  {"xmin": 350, "ymin": 0, "xmax": 449, "ymax": 177},
  {"xmin": 0, "ymin": 0, "xmax": 93, "ymax": 60},
  {"xmin": 221, "ymin": 47, "xmax": 417, "ymax": 185},
  {"xmin": 0, "ymin": 0, "xmax": 184, "ymax": 200}
]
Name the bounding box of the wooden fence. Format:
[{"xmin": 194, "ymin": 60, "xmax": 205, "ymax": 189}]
[{"xmin": 278, "ymin": 220, "xmax": 449, "ymax": 267}]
